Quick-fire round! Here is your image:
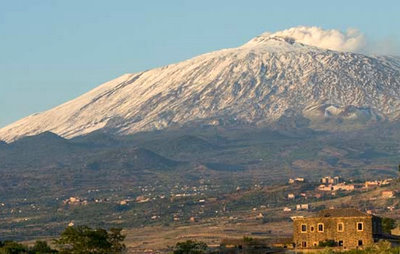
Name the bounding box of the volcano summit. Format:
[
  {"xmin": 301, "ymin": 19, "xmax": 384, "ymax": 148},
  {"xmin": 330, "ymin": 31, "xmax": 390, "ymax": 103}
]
[{"xmin": 1, "ymin": 27, "xmax": 400, "ymax": 142}]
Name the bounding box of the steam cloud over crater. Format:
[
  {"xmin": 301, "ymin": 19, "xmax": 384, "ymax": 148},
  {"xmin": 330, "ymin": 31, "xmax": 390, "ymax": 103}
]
[{"xmin": 261, "ymin": 26, "xmax": 366, "ymax": 52}]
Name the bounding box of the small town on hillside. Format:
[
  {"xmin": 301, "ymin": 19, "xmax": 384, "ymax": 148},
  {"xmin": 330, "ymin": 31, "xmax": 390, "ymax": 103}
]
[
  {"xmin": 1, "ymin": 172, "xmax": 397, "ymax": 252},
  {"xmin": 52, "ymin": 175, "xmax": 400, "ymax": 252},
  {"xmin": 1, "ymin": 173, "xmax": 398, "ymax": 253},
  {"xmin": 61, "ymin": 175, "xmax": 398, "ymax": 218}
]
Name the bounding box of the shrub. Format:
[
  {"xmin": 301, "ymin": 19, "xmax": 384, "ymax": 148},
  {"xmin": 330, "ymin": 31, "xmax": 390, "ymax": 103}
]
[
  {"xmin": 318, "ymin": 239, "xmax": 337, "ymax": 247},
  {"xmin": 382, "ymin": 217, "xmax": 396, "ymax": 234},
  {"xmin": 173, "ymin": 240, "xmax": 208, "ymax": 254},
  {"xmin": 54, "ymin": 225, "xmax": 125, "ymax": 254}
]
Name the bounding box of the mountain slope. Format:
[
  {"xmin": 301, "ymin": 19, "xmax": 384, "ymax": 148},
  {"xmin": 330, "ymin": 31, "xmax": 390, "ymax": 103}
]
[
  {"xmin": 1, "ymin": 33, "xmax": 400, "ymax": 142},
  {"xmin": 84, "ymin": 147, "xmax": 180, "ymax": 171}
]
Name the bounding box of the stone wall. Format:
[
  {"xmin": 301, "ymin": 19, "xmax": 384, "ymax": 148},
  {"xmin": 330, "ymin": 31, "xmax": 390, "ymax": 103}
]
[{"xmin": 293, "ymin": 216, "xmax": 375, "ymax": 249}]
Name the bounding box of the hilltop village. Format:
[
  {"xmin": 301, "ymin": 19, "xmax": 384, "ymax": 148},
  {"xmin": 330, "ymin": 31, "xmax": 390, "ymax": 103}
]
[
  {"xmin": 60, "ymin": 175, "xmax": 398, "ymax": 220},
  {"xmin": 282, "ymin": 176, "xmax": 397, "ymax": 213}
]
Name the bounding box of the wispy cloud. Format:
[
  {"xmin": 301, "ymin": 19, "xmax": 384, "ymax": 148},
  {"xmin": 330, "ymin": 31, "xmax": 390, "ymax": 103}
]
[{"xmin": 365, "ymin": 36, "xmax": 400, "ymax": 56}]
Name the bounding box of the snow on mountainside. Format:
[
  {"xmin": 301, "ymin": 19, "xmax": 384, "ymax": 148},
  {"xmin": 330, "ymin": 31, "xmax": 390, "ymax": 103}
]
[{"xmin": 1, "ymin": 28, "xmax": 400, "ymax": 142}]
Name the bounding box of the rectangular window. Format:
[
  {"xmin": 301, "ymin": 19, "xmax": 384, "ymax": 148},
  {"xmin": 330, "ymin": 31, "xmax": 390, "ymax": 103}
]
[
  {"xmin": 337, "ymin": 223, "xmax": 344, "ymax": 232},
  {"xmin": 318, "ymin": 223, "xmax": 324, "ymax": 232},
  {"xmin": 358, "ymin": 240, "xmax": 363, "ymax": 246},
  {"xmin": 301, "ymin": 224, "xmax": 307, "ymax": 232},
  {"xmin": 302, "ymin": 241, "xmax": 307, "ymax": 248},
  {"xmin": 357, "ymin": 222, "xmax": 363, "ymax": 231},
  {"xmin": 310, "ymin": 226, "xmax": 315, "ymax": 232}
]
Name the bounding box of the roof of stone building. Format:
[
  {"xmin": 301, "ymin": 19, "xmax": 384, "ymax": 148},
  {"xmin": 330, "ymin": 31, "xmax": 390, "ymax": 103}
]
[{"xmin": 315, "ymin": 208, "xmax": 369, "ymax": 218}]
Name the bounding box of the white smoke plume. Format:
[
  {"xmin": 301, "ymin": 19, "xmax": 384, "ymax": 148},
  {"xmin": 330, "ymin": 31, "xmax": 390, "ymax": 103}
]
[{"xmin": 264, "ymin": 26, "xmax": 366, "ymax": 52}]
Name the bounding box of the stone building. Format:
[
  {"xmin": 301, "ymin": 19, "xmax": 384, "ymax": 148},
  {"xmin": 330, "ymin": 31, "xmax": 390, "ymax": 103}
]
[{"xmin": 293, "ymin": 208, "xmax": 382, "ymax": 250}]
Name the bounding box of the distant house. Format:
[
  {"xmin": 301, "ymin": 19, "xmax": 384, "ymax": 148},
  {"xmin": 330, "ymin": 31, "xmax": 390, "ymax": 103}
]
[
  {"xmin": 136, "ymin": 196, "xmax": 150, "ymax": 203},
  {"xmin": 289, "ymin": 177, "xmax": 305, "ymax": 184},
  {"xmin": 296, "ymin": 204, "xmax": 309, "ymax": 210},
  {"xmin": 256, "ymin": 213, "xmax": 264, "ymax": 219},
  {"xmin": 293, "ymin": 208, "xmax": 382, "ymax": 250},
  {"xmin": 364, "ymin": 181, "xmax": 379, "ymax": 188},
  {"xmin": 63, "ymin": 196, "xmax": 83, "ymax": 205},
  {"xmin": 288, "ymin": 193, "xmax": 295, "ymax": 199},
  {"xmin": 381, "ymin": 190, "xmax": 395, "ymax": 199},
  {"xmin": 333, "ymin": 183, "xmax": 355, "ymax": 191},
  {"xmin": 387, "ymin": 206, "xmax": 395, "ymax": 212},
  {"xmin": 365, "ymin": 179, "xmax": 393, "ymax": 188},
  {"xmin": 283, "ymin": 207, "xmax": 292, "ymax": 212},
  {"xmin": 318, "ymin": 184, "xmax": 334, "ymax": 191},
  {"xmin": 321, "ymin": 176, "xmax": 341, "ymax": 184},
  {"xmin": 318, "ymin": 183, "xmax": 354, "ymax": 192}
]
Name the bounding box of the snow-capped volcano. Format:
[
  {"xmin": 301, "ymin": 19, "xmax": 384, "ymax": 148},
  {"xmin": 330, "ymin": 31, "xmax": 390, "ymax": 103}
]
[{"xmin": 1, "ymin": 27, "xmax": 400, "ymax": 142}]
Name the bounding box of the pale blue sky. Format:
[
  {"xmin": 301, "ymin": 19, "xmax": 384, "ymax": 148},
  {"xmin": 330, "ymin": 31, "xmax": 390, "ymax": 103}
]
[{"xmin": 1, "ymin": 0, "xmax": 399, "ymax": 127}]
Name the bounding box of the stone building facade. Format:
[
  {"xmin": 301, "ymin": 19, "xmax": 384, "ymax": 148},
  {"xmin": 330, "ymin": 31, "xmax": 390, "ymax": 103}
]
[{"xmin": 293, "ymin": 208, "xmax": 382, "ymax": 250}]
